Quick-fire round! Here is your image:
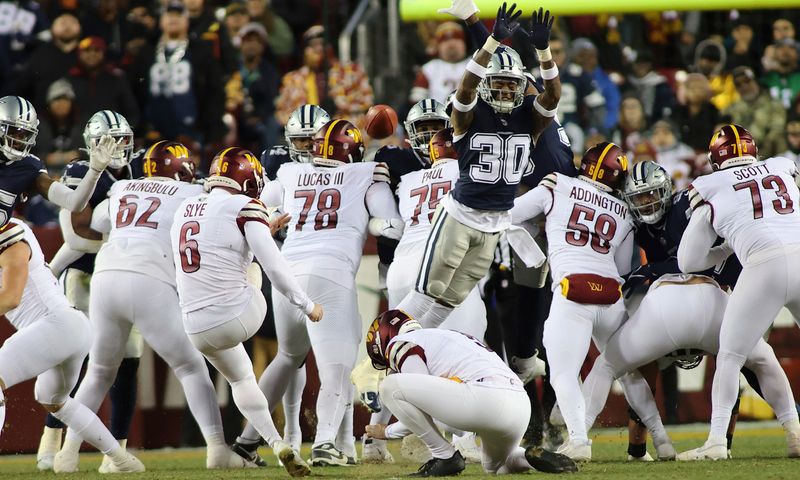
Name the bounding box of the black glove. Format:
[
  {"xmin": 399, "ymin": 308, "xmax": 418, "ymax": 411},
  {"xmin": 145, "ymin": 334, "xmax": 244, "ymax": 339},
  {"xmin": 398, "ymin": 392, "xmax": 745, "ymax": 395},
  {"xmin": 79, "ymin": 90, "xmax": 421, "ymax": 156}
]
[
  {"xmin": 529, "ymin": 7, "xmax": 555, "ymax": 50},
  {"xmin": 621, "ymin": 264, "xmax": 657, "ymax": 299},
  {"xmin": 491, "ymin": 2, "xmax": 523, "ymax": 42}
]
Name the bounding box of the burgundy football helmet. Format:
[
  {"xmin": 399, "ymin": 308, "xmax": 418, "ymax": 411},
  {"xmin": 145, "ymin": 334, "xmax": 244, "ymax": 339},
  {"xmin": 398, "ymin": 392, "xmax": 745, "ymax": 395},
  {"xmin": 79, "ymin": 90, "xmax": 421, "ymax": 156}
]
[
  {"xmin": 311, "ymin": 119, "xmax": 365, "ymax": 167},
  {"xmin": 206, "ymin": 147, "xmax": 264, "ymax": 198},
  {"xmin": 365, "ymin": 309, "xmax": 422, "ymax": 370},
  {"xmin": 578, "ymin": 142, "xmax": 629, "ymax": 192},
  {"xmin": 707, "ymin": 124, "xmax": 758, "ymax": 170},
  {"xmin": 428, "ymin": 127, "xmax": 457, "ymax": 163},
  {"xmin": 143, "ymin": 140, "xmax": 196, "ymax": 182}
]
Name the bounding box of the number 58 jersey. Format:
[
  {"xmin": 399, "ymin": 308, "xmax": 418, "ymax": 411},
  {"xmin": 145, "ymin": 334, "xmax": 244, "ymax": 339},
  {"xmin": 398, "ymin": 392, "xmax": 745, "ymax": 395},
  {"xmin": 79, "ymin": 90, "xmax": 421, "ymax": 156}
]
[{"xmin": 689, "ymin": 157, "xmax": 800, "ymax": 265}]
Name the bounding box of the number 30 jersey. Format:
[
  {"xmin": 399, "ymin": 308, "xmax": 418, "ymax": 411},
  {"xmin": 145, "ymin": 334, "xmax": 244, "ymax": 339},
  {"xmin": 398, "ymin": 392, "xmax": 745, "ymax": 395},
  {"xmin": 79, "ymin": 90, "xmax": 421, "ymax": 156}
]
[
  {"xmin": 689, "ymin": 156, "xmax": 800, "ymax": 265},
  {"xmin": 95, "ymin": 179, "xmax": 203, "ymax": 286},
  {"xmin": 511, "ymin": 173, "xmax": 634, "ymax": 285}
]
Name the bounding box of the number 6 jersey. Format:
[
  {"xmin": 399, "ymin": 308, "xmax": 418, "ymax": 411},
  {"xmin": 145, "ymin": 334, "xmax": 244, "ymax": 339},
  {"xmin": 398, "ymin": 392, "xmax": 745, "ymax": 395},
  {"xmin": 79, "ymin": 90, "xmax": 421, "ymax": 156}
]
[{"xmin": 510, "ymin": 173, "xmax": 634, "ymax": 286}]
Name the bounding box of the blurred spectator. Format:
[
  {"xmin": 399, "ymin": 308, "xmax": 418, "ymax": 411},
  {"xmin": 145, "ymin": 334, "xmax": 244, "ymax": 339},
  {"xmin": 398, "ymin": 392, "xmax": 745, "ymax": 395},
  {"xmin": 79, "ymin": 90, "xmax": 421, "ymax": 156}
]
[
  {"xmin": 9, "ymin": 11, "xmax": 81, "ymax": 111},
  {"xmin": 121, "ymin": 0, "xmax": 158, "ymax": 66},
  {"xmin": 631, "ymin": 140, "xmax": 657, "ymax": 163},
  {"xmin": 128, "ymin": 1, "xmax": 225, "ymax": 148},
  {"xmin": 649, "ymin": 119, "xmax": 693, "ymax": 190},
  {"xmin": 571, "ymin": 38, "xmax": 620, "ymax": 133},
  {"xmin": 275, "ymin": 25, "xmax": 373, "ymax": 128},
  {"xmin": 726, "ymin": 19, "xmax": 760, "ymax": 74},
  {"xmin": 409, "ymin": 22, "xmax": 467, "ymax": 104},
  {"xmin": 781, "ymin": 114, "xmax": 800, "ymax": 166},
  {"xmin": 225, "ymin": 2, "xmax": 251, "ymax": 44},
  {"xmin": 184, "ymin": 0, "xmax": 238, "ymax": 75},
  {"xmin": 611, "ymin": 94, "xmax": 647, "ymax": 154},
  {"xmin": 67, "ymin": 36, "xmax": 139, "ymax": 127},
  {"xmin": 724, "ymin": 66, "xmax": 786, "ymax": 158},
  {"xmin": 33, "ymin": 79, "xmax": 83, "ymax": 175},
  {"xmin": 245, "ymin": 0, "xmax": 294, "ymax": 59},
  {"xmin": 625, "ymin": 49, "xmax": 675, "ymax": 123},
  {"xmin": 0, "ymin": 0, "xmax": 50, "ymax": 88},
  {"xmin": 693, "ymin": 39, "xmax": 738, "ymax": 110},
  {"xmin": 552, "ymin": 36, "xmax": 606, "ymax": 153},
  {"xmin": 763, "ymin": 18, "xmax": 795, "ymax": 73},
  {"xmin": 672, "ymin": 73, "xmax": 720, "ymax": 151},
  {"xmin": 231, "ymin": 23, "xmax": 279, "ymax": 152},
  {"xmin": 761, "ymin": 38, "xmax": 800, "ymax": 109},
  {"xmin": 80, "ymin": 0, "xmax": 125, "ymax": 60},
  {"xmin": 640, "ymin": 11, "xmax": 684, "ymax": 68}
]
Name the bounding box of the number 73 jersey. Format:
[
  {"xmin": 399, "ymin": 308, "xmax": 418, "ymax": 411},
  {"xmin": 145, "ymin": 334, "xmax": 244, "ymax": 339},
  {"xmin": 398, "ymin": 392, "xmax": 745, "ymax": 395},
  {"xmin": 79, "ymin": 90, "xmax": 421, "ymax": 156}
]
[{"xmin": 689, "ymin": 157, "xmax": 800, "ymax": 264}]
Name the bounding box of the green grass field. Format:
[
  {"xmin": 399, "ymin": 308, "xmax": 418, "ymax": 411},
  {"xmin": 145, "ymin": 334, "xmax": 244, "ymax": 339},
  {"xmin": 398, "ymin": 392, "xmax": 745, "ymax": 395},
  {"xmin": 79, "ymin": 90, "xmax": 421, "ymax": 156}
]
[{"xmin": 0, "ymin": 422, "xmax": 797, "ymax": 479}]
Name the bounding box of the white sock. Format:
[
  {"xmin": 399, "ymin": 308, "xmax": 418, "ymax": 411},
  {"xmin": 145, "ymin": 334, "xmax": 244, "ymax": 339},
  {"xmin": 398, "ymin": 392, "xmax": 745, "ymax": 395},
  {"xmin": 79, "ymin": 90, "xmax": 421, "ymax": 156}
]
[
  {"xmin": 230, "ymin": 375, "xmax": 281, "ymax": 447},
  {"xmin": 283, "ymin": 367, "xmax": 305, "ymax": 448},
  {"xmin": 396, "ymin": 291, "xmax": 436, "ymax": 321},
  {"xmin": 710, "ymin": 350, "xmax": 747, "ymax": 438},
  {"xmin": 313, "ymin": 363, "xmax": 350, "ymax": 446},
  {"xmin": 39, "ymin": 426, "xmax": 63, "ymax": 456},
  {"xmin": 335, "ymin": 386, "xmax": 355, "ymax": 454},
  {"xmin": 51, "ymin": 398, "xmax": 119, "ymax": 454},
  {"xmin": 783, "ymin": 419, "xmax": 800, "ymax": 435}
]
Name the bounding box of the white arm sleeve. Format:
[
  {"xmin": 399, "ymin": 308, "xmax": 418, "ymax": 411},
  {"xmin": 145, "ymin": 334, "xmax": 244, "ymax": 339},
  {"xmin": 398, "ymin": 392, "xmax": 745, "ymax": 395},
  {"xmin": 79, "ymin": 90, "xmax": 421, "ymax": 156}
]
[
  {"xmin": 58, "ymin": 209, "xmax": 104, "ymax": 253},
  {"xmin": 259, "ymin": 180, "xmax": 284, "ymax": 208},
  {"xmin": 510, "ymin": 185, "xmax": 552, "ymax": 224},
  {"xmin": 366, "ymin": 181, "xmax": 402, "ymax": 220},
  {"xmin": 48, "ymin": 244, "xmax": 85, "ymax": 277},
  {"xmin": 47, "ymin": 168, "xmax": 101, "ymax": 212},
  {"xmin": 89, "ymin": 199, "xmax": 112, "ymax": 234},
  {"xmin": 614, "ymin": 230, "xmax": 634, "ymax": 276},
  {"xmin": 678, "ymin": 204, "xmax": 723, "ymax": 272},
  {"xmin": 244, "ymin": 221, "xmax": 315, "ymax": 315}
]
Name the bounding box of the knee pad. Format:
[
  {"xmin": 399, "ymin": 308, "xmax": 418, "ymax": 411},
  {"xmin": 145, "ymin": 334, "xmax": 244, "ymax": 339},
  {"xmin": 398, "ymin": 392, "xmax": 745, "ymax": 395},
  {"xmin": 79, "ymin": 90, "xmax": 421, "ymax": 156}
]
[{"xmin": 172, "ymin": 357, "xmax": 204, "ymax": 380}]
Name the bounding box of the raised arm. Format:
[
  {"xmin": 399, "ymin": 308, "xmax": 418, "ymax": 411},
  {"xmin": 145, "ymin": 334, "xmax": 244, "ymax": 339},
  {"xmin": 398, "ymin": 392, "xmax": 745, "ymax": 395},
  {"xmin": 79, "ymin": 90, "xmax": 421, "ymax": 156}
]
[{"xmin": 528, "ymin": 8, "xmax": 561, "ymax": 142}]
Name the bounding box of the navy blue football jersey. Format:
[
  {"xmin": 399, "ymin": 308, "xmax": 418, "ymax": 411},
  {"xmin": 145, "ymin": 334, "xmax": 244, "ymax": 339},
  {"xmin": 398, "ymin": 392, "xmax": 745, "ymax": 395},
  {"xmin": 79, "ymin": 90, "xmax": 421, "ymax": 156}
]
[
  {"xmin": 452, "ymin": 96, "xmax": 537, "ymax": 211},
  {"xmin": 0, "ymin": 153, "xmax": 46, "ymax": 225},
  {"xmin": 635, "ymin": 189, "xmax": 741, "ymax": 287},
  {"xmin": 374, "ymin": 145, "xmax": 426, "ymax": 195},
  {"xmin": 521, "ymin": 116, "xmax": 577, "ymax": 188},
  {"xmin": 262, "ymin": 145, "xmax": 292, "ymax": 181}
]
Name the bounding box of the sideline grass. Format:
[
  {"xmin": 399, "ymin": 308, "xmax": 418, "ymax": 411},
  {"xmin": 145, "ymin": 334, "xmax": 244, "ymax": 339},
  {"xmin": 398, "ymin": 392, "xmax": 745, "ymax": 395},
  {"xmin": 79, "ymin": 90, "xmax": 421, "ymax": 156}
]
[{"xmin": 0, "ymin": 422, "xmax": 796, "ymax": 479}]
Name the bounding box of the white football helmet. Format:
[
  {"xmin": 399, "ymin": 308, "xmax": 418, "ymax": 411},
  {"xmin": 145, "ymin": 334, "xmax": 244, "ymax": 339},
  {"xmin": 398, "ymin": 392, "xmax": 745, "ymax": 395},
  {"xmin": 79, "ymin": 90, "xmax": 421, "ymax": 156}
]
[
  {"xmin": 83, "ymin": 110, "xmax": 134, "ymax": 169},
  {"xmin": 478, "ymin": 51, "xmax": 527, "ymax": 113},
  {"xmin": 404, "ymin": 99, "xmax": 450, "ymax": 162},
  {"xmin": 623, "ymin": 161, "xmax": 673, "ymax": 224},
  {"xmin": 0, "ymin": 95, "xmax": 39, "ymax": 162},
  {"xmin": 285, "ymin": 104, "xmax": 330, "ymax": 162}
]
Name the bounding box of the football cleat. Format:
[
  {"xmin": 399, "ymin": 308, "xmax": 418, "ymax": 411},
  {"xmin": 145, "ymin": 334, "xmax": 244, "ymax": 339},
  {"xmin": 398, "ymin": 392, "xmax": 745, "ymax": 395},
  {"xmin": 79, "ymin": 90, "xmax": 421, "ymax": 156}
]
[
  {"xmin": 273, "ymin": 441, "xmax": 310, "ymax": 477},
  {"xmin": 100, "ymin": 451, "xmax": 145, "ymax": 473},
  {"xmin": 452, "ymin": 432, "xmax": 482, "ymax": 464},
  {"xmin": 409, "ymin": 451, "xmax": 465, "ymax": 477},
  {"xmin": 362, "ymin": 437, "xmax": 394, "ymax": 464},
  {"xmin": 232, "ymin": 439, "xmax": 267, "ymax": 467},
  {"xmin": 787, "ymin": 430, "xmax": 800, "ymax": 458},
  {"xmin": 53, "ymin": 448, "xmax": 80, "ymax": 474},
  {"xmin": 627, "ymin": 451, "xmax": 654, "ymax": 462},
  {"xmin": 655, "ymin": 441, "xmax": 677, "ymax": 461},
  {"xmin": 676, "ymin": 437, "xmax": 727, "ymax": 461},
  {"xmin": 350, "ymin": 357, "xmax": 386, "ymax": 413},
  {"xmin": 555, "ymin": 438, "xmax": 592, "ymax": 462},
  {"xmin": 525, "ymin": 446, "xmax": 579, "ymax": 473},
  {"xmin": 207, "ymin": 444, "xmax": 257, "ymax": 469},
  {"xmin": 310, "ymin": 442, "xmax": 352, "ymax": 467},
  {"xmin": 36, "ymin": 426, "xmax": 63, "ymax": 471}
]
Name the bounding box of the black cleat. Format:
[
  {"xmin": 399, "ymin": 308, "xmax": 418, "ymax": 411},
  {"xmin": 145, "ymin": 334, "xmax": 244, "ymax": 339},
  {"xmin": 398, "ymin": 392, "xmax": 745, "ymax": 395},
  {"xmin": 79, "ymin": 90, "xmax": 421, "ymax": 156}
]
[
  {"xmin": 232, "ymin": 440, "xmax": 267, "ymax": 467},
  {"xmin": 310, "ymin": 442, "xmax": 352, "ymax": 466},
  {"xmin": 409, "ymin": 451, "xmax": 465, "ymax": 477},
  {"xmin": 525, "ymin": 446, "xmax": 578, "ymax": 473}
]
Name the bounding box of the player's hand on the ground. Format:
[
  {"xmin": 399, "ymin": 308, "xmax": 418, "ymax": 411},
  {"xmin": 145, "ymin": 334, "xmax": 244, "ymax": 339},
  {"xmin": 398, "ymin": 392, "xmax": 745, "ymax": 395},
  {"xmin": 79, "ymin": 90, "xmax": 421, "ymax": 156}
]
[
  {"xmin": 529, "ymin": 7, "xmax": 555, "ymax": 49},
  {"xmin": 89, "ymin": 134, "xmax": 118, "ymax": 172},
  {"xmin": 492, "ymin": 2, "xmax": 523, "ymax": 41},
  {"xmin": 308, "ymin": 303, "xmax": 323, "ymax": 322},
  {"xmin": 437, "ymin": 0, "xmax": 479, "ymax": 20},
  {"xmin": 622, "ymin": 264, "xmax": 655, "ymax": 299},
  {"xmin": 269, "ymin": 212, "xmax": 291, "ymax": 236},
  {"xmin": 365, "ymin": 424, "xmax": 388, "ymax": 440}
]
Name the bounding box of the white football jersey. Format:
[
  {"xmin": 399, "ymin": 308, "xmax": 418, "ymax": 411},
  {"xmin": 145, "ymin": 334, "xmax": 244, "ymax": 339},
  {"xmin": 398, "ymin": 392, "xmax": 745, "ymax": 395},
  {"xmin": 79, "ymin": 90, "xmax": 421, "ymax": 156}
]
[
  {"xmin": 95, "ymin": 179, "xmax": 203, "ymax": 286},
  {"xmin": 541, "ymin": 174, "xmax": 634, "ymax": 283},
  {"xmin": 420, "ymin": 58, "xmax": 469, "ymax": 104},
  {"xmin": 387, "ymin": 328, "xmax": 520, "ymax": 390},
  {"xmin": 264, "ymin": 161, "xmax": 379, "ymax": 282},
  {"xmin": 2, "ymin": 220, "xmax": 71, "ymax": 330},
  {"xmin": 689, "ymin": 157, "xmax": 800, "ymax": 265},
  {"xmin": 395, "ymin": 160, "xmax": 458, "ymax": 256},
  {"xmin": 171, "ymin": 189, "xmax": 261, "ymax": 333}
]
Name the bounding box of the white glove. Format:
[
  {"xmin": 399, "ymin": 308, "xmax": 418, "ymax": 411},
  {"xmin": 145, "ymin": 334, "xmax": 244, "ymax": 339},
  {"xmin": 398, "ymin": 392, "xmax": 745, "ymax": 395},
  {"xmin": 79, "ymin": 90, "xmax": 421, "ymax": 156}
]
[
  {"xmin": 368, "ymin": 217, "xmax": 404, "ymax": 240},
  {"xmin": 437, "ymin": 0, "xmax": 479, "ymax": 20},
  {"xmin": 89, "ymin": 134, "xmax": 118, "ymax": 172}
]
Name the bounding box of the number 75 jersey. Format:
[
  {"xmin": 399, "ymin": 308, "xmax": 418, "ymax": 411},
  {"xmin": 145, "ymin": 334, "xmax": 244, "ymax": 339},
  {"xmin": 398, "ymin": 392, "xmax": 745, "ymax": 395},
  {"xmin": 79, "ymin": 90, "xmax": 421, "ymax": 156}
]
[{"xmin": 689, "ymin": 157, "xmax": 800, "ymax": 264}]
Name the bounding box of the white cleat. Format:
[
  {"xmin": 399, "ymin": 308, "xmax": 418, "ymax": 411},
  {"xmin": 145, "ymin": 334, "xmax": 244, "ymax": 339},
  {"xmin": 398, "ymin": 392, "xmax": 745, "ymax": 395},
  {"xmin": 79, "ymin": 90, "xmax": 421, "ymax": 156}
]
[
  {"xmin": 452, "ymin": 432, "xmax": 482, "ymax": 464},
  {"xmin": 100, "ymin": 451, "xmax": 145, "ymax": 473},
  {"xmin": 556, "ymin": 438, "xmax": 592, "ymax": 462},
  {"xmin": 787, "ymin": 430, "xmax": 800, "ymax": 458},
  {"xmin": 37, "ymin": 426, "xmax": 63, "ymax": 472},
  {"xmin": 362, "ymin": 437, "xmax": 394, "ymax": 464},
  {"xmin": 627, "ymin": 451, "xmax": 654, "ymax": 462},
  {"xmin": 207, "ymin": 444, "xmax": 256, "ymax": 469},
  {"xmin": 655, "ymin": 442, "xmax": 677, "ymax": 461},
  {"xmin": 273, "ymin": 441, "xmax": 310, "ymax": 477},
  {"xmin": 53, "ymin": 449, "xmax": 80, "ymax": 474},
  {"xmin": 97, "ymin": 455, "xmax": 114, "ymax": 474},
  {"xmin": 676, "ymin": 437, "xmax": 727, "ymax": 461},
  {"xmin": 401, "ymin": 434, "xmax": 433, "ymax": 463}
]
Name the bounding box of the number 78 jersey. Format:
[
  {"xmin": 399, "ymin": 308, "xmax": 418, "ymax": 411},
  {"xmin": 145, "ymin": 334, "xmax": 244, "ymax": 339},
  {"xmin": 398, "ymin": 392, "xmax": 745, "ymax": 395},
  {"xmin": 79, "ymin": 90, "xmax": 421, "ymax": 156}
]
[{"xmin": 689, "ymin": 157, "xmax": 800, "ymax": 264}]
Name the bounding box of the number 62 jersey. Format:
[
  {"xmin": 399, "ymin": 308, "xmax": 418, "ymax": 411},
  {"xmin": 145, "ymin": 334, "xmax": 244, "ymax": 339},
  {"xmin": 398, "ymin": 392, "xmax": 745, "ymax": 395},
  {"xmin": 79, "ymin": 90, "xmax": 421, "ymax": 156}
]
[{"xmin": 510, "ymin": 172, "xmax": 634, "ymax": 285}]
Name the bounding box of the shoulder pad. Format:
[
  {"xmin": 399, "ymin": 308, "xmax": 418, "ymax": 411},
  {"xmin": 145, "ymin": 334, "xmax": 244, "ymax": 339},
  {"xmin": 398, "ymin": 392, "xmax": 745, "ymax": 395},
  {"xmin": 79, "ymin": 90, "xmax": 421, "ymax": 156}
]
[
  {"xmin": 539, "ymin": 173, "xmax": 558, "ymax": 190},
  {"xmin": 269, "ymin": 145, "xmax": 289, "ymax": 157},
  {"xmin": 687, "ymin": 185, "xmax": 705, "ymax": 211},
  {"xmin": 373, "ymin": 162, "xmax": 390, "ymax": 183},
  {"xmin": 0, "ymin": 222, "xmax": 26, "ymax": 253}
]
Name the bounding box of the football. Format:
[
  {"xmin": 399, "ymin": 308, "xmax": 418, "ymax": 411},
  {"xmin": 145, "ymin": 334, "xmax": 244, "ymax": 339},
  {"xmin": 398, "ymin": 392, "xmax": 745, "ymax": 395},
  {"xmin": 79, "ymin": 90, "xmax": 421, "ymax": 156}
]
[{"xmin": 365, "ymin": 104, "xmax": 399, "ymax": 139}]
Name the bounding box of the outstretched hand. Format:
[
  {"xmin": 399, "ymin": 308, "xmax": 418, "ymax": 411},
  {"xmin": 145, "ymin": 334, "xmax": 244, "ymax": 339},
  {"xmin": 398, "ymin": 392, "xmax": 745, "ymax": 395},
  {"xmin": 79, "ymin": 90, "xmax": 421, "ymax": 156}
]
[
  {"xmin": 492, "ymin": 2, "xmax": 523, "ymax": 41},
  {"xmin": 437, "ymin": 0, "xmax": 479, "ymax": 21},
  {"xmin": 530, "ymin": 7, "xmax": 555, "ymax": 50}
]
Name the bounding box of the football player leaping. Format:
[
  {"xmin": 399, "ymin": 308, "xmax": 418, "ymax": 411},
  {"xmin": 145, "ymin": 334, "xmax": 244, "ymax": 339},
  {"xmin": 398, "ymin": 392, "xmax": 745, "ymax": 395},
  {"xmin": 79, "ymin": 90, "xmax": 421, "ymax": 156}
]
[
  {"xmin": 677, "ymin": 124, "xmax": 800, "ymax": 460},
  {"xmin": 55, "ymin": 141, "xmax": 254, "ymax": 472},
  {"xmin": 0, "ymin": 96, "xmax": 119, "ymax": 226},
  {"xmin": 510, "ymin": 142, "xmax": 632, "ymax": 461},
  {"xmin": 394, "ymin": 3, "xmax": 559, "ymax": 328},
  {"xmin": 171, "ymin": 147, "xmax": 321, "ymax": 477},
  {"xmin": 0, "ymin": 220, "xmax": 144, "ymax": 473}
]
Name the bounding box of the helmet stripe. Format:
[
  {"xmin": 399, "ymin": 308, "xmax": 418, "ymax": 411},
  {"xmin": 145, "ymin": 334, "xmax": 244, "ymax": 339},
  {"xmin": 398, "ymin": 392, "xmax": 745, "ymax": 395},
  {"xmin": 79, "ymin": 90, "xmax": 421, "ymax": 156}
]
[
  {"xmin": 592, "ymin": 143, "xmax": 615, "ymax": 181},
  {"xmin": 14, "ymin": 96, "xmax": 25, "ymax": 121},
  {"xmin": 729, "ymin": 124, "xmax": 741, "ymax": 157},
  {"xmin": 322, "ymin": 119, "xmax": 343, "ymax": 159},
  {"xmin": 102, "ymin": 110, "xmax": 115, "ymax": 129}
]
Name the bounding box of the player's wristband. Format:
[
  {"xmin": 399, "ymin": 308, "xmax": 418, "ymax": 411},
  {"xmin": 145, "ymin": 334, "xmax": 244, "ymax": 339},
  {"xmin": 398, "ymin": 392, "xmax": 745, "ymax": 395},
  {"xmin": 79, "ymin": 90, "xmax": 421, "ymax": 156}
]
[
  {"xmin": 536, "ymin": 47, "xmax": 552, "ymax": 62},
  {"xmin": 533, "ymin": 98, "xmax": 558, "ymax": 118},
  {"xmin": 540, "ymin": 65, "xmax": 559, "ymax": 81},
  {"xmin": 452, "ymin": 94, "xmax": 478, "ymax": 112},
  {"xmin": 482, "ymin": 35, "xmax": 501, "ymax": 54},
  {"xmin": 465, "ymin": 59, "xmax": 487, "ymax": 78}
]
